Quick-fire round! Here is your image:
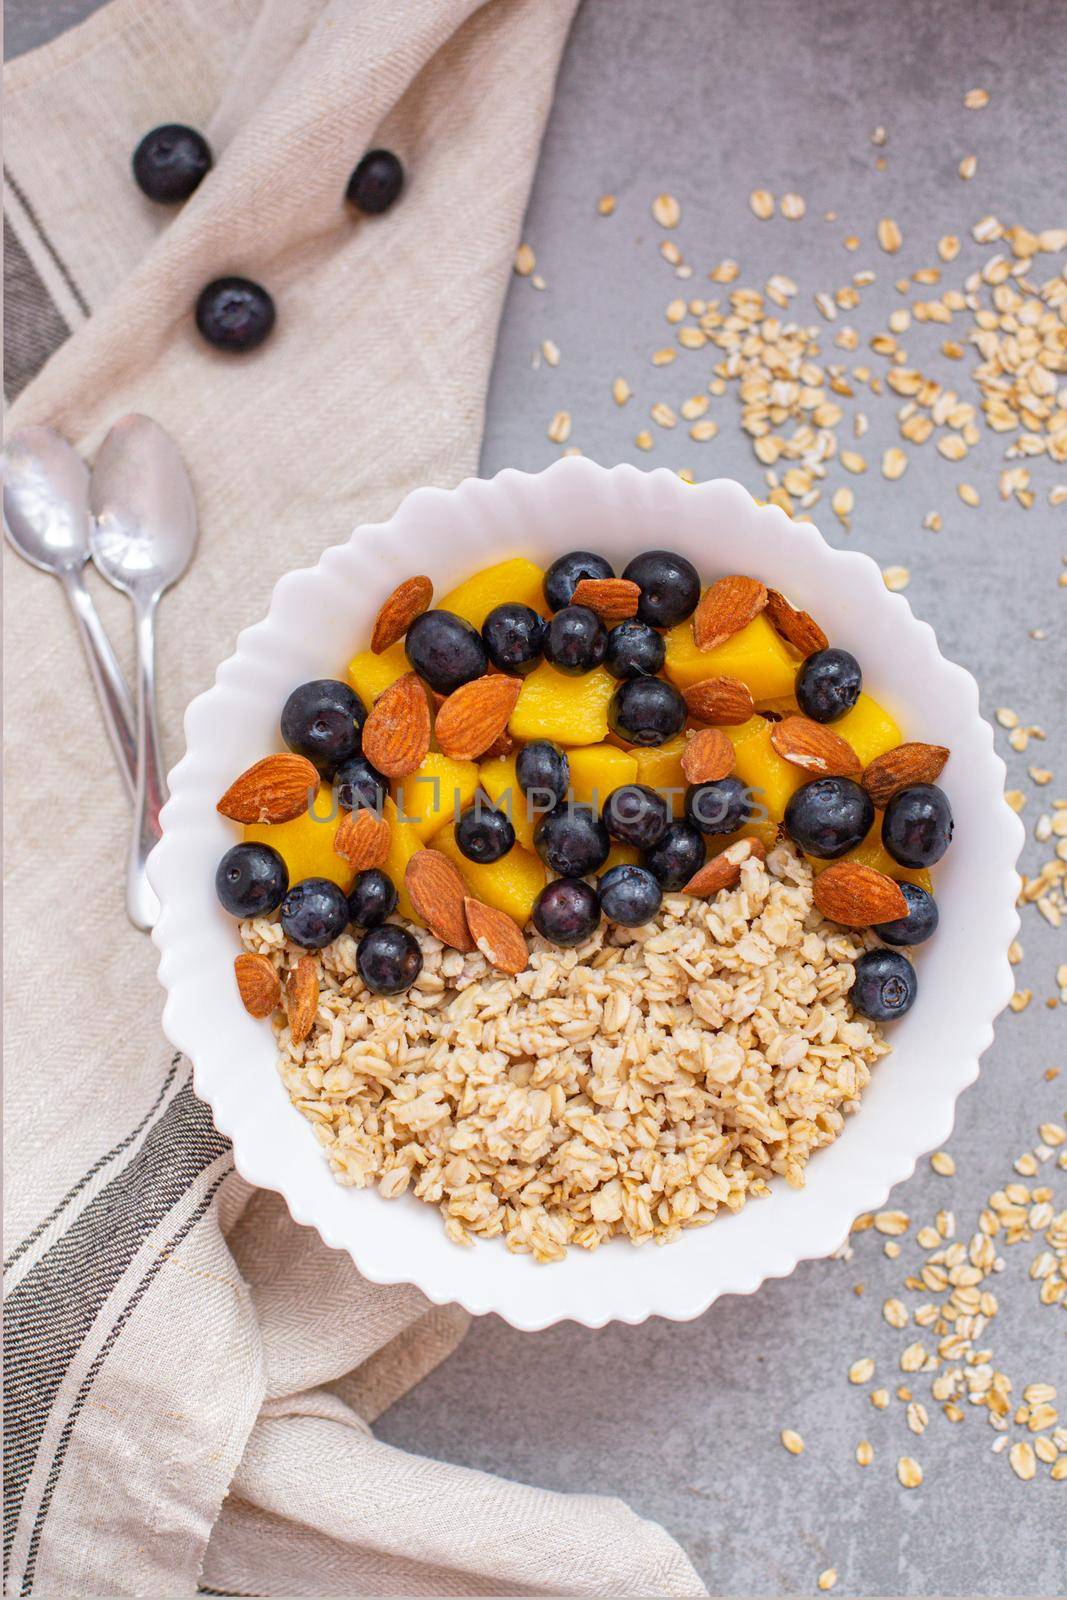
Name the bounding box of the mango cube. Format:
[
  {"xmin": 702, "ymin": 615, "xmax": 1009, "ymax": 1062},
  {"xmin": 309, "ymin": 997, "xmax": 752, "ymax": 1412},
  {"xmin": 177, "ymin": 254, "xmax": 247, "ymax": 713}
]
[
  {"xmin": 664, "ymin": 611, "xmax": 798, "ymax": 702},
  {"xmin": 633, "ymin": 733, "xmax": 688, "ymax": 817},
  {"xmin": 392, "ymin": 751, "xmax": 479, "ymax": 841},
  {"xmin": 566, "ymin": 743, "xmax": 638, "ymax": 809},
  {"xmin": 381, "ymin": 797, "xmax": 425, "ymax": 923},
  {"xmin": 724, "ymin": 715, "xmax": 804, "ymax": 822},
  {"xmin": 438, "ymin": 557, "xmax": 546, "ymax": 629},
  {"xmin": 831, "ymin": 693, "xmax": 901, "ymax": 768},
  {"xmin": 510, "ymin": 663, "xmax": 616, "ymax": 747},
  {"xmin": 436, "ymin": 825, "xmax": 546, "ymax": 926},
  {"xmin": 244, "ymin": 783, "xmax": 354, "ymax": 891},
  {"xmin": 346, "ymin": 639, "xmax": 408, "ymax": 707},
  {"xmin": 478, "ymin": 751, "xmax": 537, "ymax": 850}
]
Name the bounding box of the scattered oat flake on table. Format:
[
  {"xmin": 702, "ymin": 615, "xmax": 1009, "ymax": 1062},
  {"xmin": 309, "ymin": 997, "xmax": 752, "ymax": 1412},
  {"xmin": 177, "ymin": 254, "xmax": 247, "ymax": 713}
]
[
  {"xmin": 882, "ymin": 566, "xmax": 910, "ymax": 592},
  {"xmin": 849, "ymin": 1357, "xmax": 876, "ymax": 1384},
  {"xmin": 781, "ymin": 1429, "xmax": 805, "ymax": 1455},
  {"xmin": 965, "ymin": 87, "xmax": 990, "ymax": 108},
  {"xmin": 749, "ymin": 188, "xmax": 775, "ymax": 219},
  {"xmin": 780, "ymin": 192, "xmax": 806, "ymax": 220},
  {"xmin": 855, "ymin": 1439, "xmax": 874, "ymax": 1466},
  {"xmin": 1009, "ymin": 1441, "xmax": 1036, "ymax": 1481},
  {"xmin": 958, "ymin": 483, "xmax": 980, "ymax": 507},
  {"xmin": 541, "ymin": 339, "xmax": 560, "ymax": 367},
  {"xmin": 597, "ymin": 193, "xmax": 616, "ymax": 216},
  {"xmin": 931, "ymin": 1151, "xmax": 956, "ymax": 1176},
  {"xmin": 635, "ymin": 430, "xmax": 653, "ymax": 451},
  {"xmin": 514, "ymin": 242, "xmax": 535, "ymax": 276},
  {"xmin": 958, "ymin": 155, "xmax": 977, "ymax": 180},
  {"xmin": 877, "ymin": 217, "xmax": 903, "ymax": 253},
  {"xmin": 818, "ymin": 1569, "xmax": 837, "ymax": 1592},
  {"xmin": 547, "ymin": 410, "xmax": 571, "ymax": 444},
  {"xmin": 652, "ymin": 193, "xmax": 681, "ymax": 228},
  {"xmin": 897, "ymin": 1456, "xmax": 923, "ymax": 1488},
  {"xmin": 882, "ymin": 447, "xmax": 908, "ymax": 480},
  {"xmin": 612, "ymin": 377, "xmax": 632, "ymax": 406}
]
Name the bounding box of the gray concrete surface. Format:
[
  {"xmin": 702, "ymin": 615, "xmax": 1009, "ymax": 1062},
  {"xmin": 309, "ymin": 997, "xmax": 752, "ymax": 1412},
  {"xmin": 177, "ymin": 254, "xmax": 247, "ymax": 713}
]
[{"xmin": 7, "ymin": 0, "xmax": 1066, "ymax": 1593}]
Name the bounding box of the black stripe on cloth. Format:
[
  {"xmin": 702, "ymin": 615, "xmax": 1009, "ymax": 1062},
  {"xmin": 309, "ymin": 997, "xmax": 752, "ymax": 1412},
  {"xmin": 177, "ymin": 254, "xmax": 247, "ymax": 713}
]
[
  {"xmin": 2, "ymin": 216, "xmax": 70, "ymax": 399},
  {"xmin": 3, "ymin": 1083, "xmax": 231, "ymax": 1584},
  {"xmin": 4, "ymin": 164, "xmax": 90, "ymax": 318}
]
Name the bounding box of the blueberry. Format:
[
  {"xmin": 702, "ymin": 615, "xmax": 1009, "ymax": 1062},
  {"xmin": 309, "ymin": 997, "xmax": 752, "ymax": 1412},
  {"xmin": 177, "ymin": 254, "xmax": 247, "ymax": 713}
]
[
  {"xmin": 334, "ymin": 752, "xmax": 387, "ymax": 813},
  {"xmin": 356, "ymin": 924, "xmax": 423, "ymax": 994},
  {"xmin": 280, "ymin": 877, "xmax": 350, "ymax": 949},
  {"xmin": 598, "ymin": 864, "xmax": 663, "ymax": 927},
  {"xmin": 347, "ymin": 868, "xmax": 398, "ymax": 928},
  {"xmin": 796, "ymin": 648, "xmax": 862, "ymax": 723},
  {"xmin": 642, "ymin": 821, "xmax": 707, "ymax": 890},
  {"xmin": 603, "ymin": 784, "xmax": 671, "ymax": 849},
  {"xmin": 543, "ymin": 550, "xmax": 614, "ymax": 612},
  {"xmin": 534, "ymin": 803, "xmax": 610, "ymax": 877},
  {"xmin": 516, "ymin": 741, "xmax": 569, "ymax": 807},
  {"xmin": 345, "ymin": 149, "xmax": 404, "ymax": 215},
  {"xmin": 543, "ymin": 605, "xmax": 607, "ymax": 675},
  {"xmin": 132, "ymin": 124, "xmax": 212, "ymax": 203},
  {"xmin": 685, "ymin": 776, "xmax": 755, "ymax": 836},
  {"xmin": 281, "ymin": 679, "xmax": 366, "ymax": 776},
  {"xmin": 405, "ymin": 609, "xmax": 488, "ymax": 695},
  {"xmin": 195, "ymin": 277, "xmax": 275, "ymax": 352},
  {"xmin": 604, "ymin": 620, "xmax": 666, "ymax": 680},
  {"xmin": 784, "ymin": 777, "xmax": 874, "ymax": 858},
  {"xmin": 621, "ymin": 550, "xmax": 701, "ymax": 628},
  {"xmin": 882, "ymin": 783, "xmax": 954, "ymax": 869},
  {"xmin": 483, "ymin": 603, "xmax": 545, "ymax": 675},
  {"xmin": 455, "ymin": 801, "xmax": 515, "ymax": 864},
  {"xmin": 874, "ymin": 881, "xmax": 939, "ymax": 946},
  {"xmin": 608, "ymin": 677, "xmax": 687, "ymax": 746},
  {"xmin": 532, "ymin": 878, "xmax": 601, "ymax": 946},
  {"xmin": 851, "ymin": 948, "xmax": 918, "ymax": 1021},
  {"xmin": 215, "ymin": 842, "xmax": 287, "ymax": 917}
]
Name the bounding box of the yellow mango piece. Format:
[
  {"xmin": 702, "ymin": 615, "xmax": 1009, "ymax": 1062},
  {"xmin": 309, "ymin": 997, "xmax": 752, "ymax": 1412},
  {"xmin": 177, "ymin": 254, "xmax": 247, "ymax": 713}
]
[
  {"xmin": 831, "ymin": 693, "xmax": 902, "ymax": 768},
  {"xmin": 724, "ymin": 715, "xmax": 804, "ymax": 822},
  {"xmin": 438, "ymin": 557, "xmax": 546, "ymax": 629},
  {"xmin": 346, "ymin": 639, "xmax": 409, "ymax": 707},
  {"xmin": 510, "ymin": 663, "xmax": 617, "ymax": 746},
  {"xmin": 808, "ymin": 825, "xmax": 932, "ymax": 892},
  {"xmin": 379, "ymin": 797, "xmax": 425, "ymax": 924},
  {"xmin": 436, "ymin": 826, "xmax": 546, "ymax": 926},
  {"xmin": 664, "ymin": 611, "xmax": 799, "ymax": 701},
  {"xmin": 633, "ymin": 733, "xmax": 688, "ymax": 817},
  {"xmin": 245, "ymin": 783, "xmax": 354, "ymax": 892},
  {"xmin": 478, "ymin": 751, "xmax": 537, "ymax": 850},
  {"xmin": 566, "ymin": 743, "xmax": 638, "ymax": 809},
  {"xmin": 604, "ymin": 842, "xmax": 641, "ymax": 870},
  {"xmin": 392, "ymin": 751, "xmax": 479, "ymax": 842}
]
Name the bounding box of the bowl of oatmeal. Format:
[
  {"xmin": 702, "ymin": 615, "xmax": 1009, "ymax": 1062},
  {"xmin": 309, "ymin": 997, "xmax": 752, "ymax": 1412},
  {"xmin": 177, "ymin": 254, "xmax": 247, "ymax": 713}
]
[{"xmin": 150, "ymin": 458, "xmax": 1022, "ymax": 1328}]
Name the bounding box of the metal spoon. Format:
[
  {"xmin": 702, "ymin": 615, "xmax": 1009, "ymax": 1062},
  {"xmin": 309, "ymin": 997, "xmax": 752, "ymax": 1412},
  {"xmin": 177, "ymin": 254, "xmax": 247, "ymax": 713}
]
[
  {"xmin": 2, "ymin": 426, "xmax": 137, "ymax": 797},
  {"xmin": 90, "ymin": 415, "xmax": 198, "ymax": 931}
]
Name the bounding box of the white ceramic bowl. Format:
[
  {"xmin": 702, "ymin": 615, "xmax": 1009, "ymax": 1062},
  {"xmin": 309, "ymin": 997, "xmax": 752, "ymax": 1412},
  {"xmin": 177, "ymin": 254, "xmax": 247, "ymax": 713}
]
[{"xmin": 150, "ymin": 459, "xmax": 1022, "ymax": 1330}]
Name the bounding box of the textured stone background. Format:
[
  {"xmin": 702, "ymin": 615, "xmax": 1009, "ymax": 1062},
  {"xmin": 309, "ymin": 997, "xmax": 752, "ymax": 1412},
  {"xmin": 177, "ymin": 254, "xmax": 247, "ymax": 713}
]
[{"xmin": 8, "ymin": 0, "xmax": 1065, "ymax": 1592}]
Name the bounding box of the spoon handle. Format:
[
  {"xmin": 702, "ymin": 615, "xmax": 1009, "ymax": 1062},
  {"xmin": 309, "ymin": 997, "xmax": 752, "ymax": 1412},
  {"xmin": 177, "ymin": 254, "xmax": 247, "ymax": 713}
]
[
  {"xmin": 127, "ymin": 595, "xmax": 166, "ymax": 931},
  {"xmin": 59, "ymin": 566, "xmax": 138, "ymax": 799}
]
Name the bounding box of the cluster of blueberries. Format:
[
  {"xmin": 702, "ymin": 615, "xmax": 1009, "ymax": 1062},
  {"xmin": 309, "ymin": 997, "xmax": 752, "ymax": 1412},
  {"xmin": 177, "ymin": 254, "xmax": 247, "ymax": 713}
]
[{"xmin": 132, "ymin": 124, "xmax": 404, "ymax": 352}]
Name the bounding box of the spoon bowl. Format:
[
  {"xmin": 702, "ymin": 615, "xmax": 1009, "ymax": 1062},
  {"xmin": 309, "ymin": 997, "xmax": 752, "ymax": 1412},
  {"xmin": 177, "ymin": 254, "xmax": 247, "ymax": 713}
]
[{"xmin": 2, "ymin": 425, "xmax": 91, "ymax": 573}]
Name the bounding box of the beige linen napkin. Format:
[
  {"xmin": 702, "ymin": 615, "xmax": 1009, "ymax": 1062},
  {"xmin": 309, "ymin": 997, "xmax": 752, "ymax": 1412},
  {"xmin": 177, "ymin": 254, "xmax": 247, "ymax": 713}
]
[{"xmin": 3, "ymin": 1, "xmax": 706, "ymax": 1594}]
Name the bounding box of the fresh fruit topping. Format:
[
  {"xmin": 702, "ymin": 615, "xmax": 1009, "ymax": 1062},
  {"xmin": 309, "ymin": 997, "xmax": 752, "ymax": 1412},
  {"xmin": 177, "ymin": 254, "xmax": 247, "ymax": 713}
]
[
  {"xmin": 285, "ymin": 955, "xmax": 319, "ymax": 1044},
  {"xmin": 356, "ymin": 924, "xmax": 423, "ymax": 994},
  {"xmin": 371, "ymin": 575, "xmax": 433, "ymax": 654},
  {"xmin": 281, "ymin": 679, "xmax": 366, "ymax": 776},
  {"xmin": 132, "ymin": 124, "xmax": 211, "ymax": 203},
  {"xmin": 683, "ymin": 836, "xmax": 766, "ymax": 896},
  {"xmin": 464, "ymin": 897, "xmax": 528, "ymax": 974},
  {"xmin": 568, "ymin": 743, "xmax": 638, "ymax": 807},
  {"xmin": 516, "ymin": 741, "xmax": 570, "ymax": 805},
  {"xmin": 534, "ymin": 803, "xmax": 611, "ymax": 876},
  {"xmin": 851, "ymin": 947, "xmax": 918, "ymax": 1020},
  {"xmin": 455, "ymin": 801, "xmax": 516, "ymax": 863},
  {"xmin": 680, "ymin": 728, "xmax": 734, "ymax": 784},
  {"xmin": 861, "ymin": 742, "xmax": 951, "ymax": 808},
  {"xmin": 216, "ymin": 842, "xmax": 289, "ymax": 917},
  {"xmin": 603, "ymin": 784, "xmax": 672, "ymax": 849},
  {"xmin": 279, "ymin": 877, "xmax": 351, "ymax": 948},
  {"xmin": 682, "ymin": 675, "xmax": 755, "ymax": 725},
  {"xmin": 764, "ymin": 589, "xmax": 829, "ymax": 656},
  {"xmin": 216, "ymin": 753, "xmax": 318, "ymax": 824},
  {"xmin": 436, "ymin": 826, "xmax": 546, "ymax": 925},
  {"xmin": 405, "ymin": 608, "xmax": 488, "ymax": 694},
  {"xmin": 347, "ymin": 867, "xmax": 398, "ymax": 928},
  {"xmin": 604, "ymin": 619, "xmax": 666, "ymax": 680},
  {"xmin": 195, "ymin": 276, "xmax": 275, "ymax": 351},
  {"xmin": 360, "ymin": 672, "xmax": 432, "ymax": 778},
  {"xmin": 874, "ymin": 881, "xmax": 939, "ymax": 945},
  {"xmin": 334, "ymin": 806, "xmax": 391, "ymax": 870},
  {"xmin": 813, "ymin": 859, "xmax": 909, "ymax": 927},
  {"xmin": 784, "ymin": 776, "xmax": 875, "ymax": 858},
  {"xmin": 404, "ymin": 849, "xmax": 476, "ymax": 950},
  {"xmin": 334, "ymin": 753, "xmax": 388, "ymax": 813},
  {"xmin": 532, "ymin": 877, "xmax": 601, "ymax": 945},
  {"xmin": 543, "ymin": 550, "xmax": 614, "ymax": 611},
  {"xmin": 608, "ymin": 676, "xmax": 687, "ymax": 745},
  {"xmin": 510, "ymin": 661, "xmax": 617, "ymax": 746},
  {"xmin": 692, "ymin": 575, "xmax": 768, "ymax": 651},
  {"xmin": 440, "ymin": 558, "xmax": 546, "ymax": 628},
  {"xmin": 543, "ymin": 605, "xmax": 608, "ymax": 675},
  {"xmin": 770, "ymin": 716, "xmax": 862, "ymax": 778},
  {"xmin": 345, "ymin": 148, "xmax": 404, "ymax": 214},
  {"xmin": 684, "ymin": 776, "xmax": 756, "ymax": 836},
  {"xmin": 234, "ymin": 953, "xmax": 280, "ymax": 1018},
  {"xmin": 598, "ymin": 863, "xmax": 663, "ymax": 926},
  {"xmin": 434, "ymin": 674, "xmax": 522, "ymax": 761},
  {"xmin": 482, "ymin": 603, "xmax": 545, "ymax": 675},
  {"xmin": 569, "ymin": 577, "xmax": 641, "ymax": 623},
  {"xmin": 881, "ymin": 783, "xmax": 954, "ymax": 868},
  {"xmin": 642, "ymin": 820, "xmax": 707, "ymax": 890},
  {"xmin": 622, "ymin": 549, "xmax": 701, "ymax": 628},
  {"xmin": 796, "ymin": 647, "xmax": 862, "ymax": 723}
]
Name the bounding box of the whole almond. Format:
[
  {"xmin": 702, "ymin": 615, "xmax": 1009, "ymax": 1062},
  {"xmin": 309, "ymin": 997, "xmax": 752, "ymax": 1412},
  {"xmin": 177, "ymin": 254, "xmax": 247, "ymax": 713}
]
[
  {"xmin": 813, "ymin": 861, "xmax": 909, "ymax": 927},
  {"xmin": 217, "ymin": 753, "xmax": 318, "ymax": 824},
  {"xmin": 765, "ymin": 588, "xmax": 829, "ymax": 656},
  {"xmin": 683, "ymin": 675, "xmax": 755, "ymax": 725},
  {"xmin": 361, "ymin": 672, "xmax": 432, "ymax": 778},
  {"xmin": 434, "ymin": 675, "xmax": 522, "ymax": 761},
  {"xmin": 692, "ymin": 575, "xmax": 768, "ymax": 650},
  {"xmin": 371, "ymin": 575, "xmax": 433, "ymax": 654},
  {"xmin": 684, "ymin": 836, "xmax": 766, "ymax": 896},
  {"xmin": 570, "ymin": 577, "xmax": 641, "ymax": 623},
  {"xmin": 680, "ymin": 727, "xmax": 735, "ymax": 783},
  {"xmin": 335, "ymin": 806, "xmax": 391, "ymax": 869},
  {"xmin": 862, "ymin": 742, "xmax": 950, "ymax": 808},
  {"xmin": 285, "ymin": 955, "xmax": 319, "ymax": 1043},
  {"xmin": 771, "ymin": 716, "xmax": 862, "ymax": 777},
  {"xmin": 234, "ymin": 953, "xmax": 280, "ymax": 1018},
  {"xmin": 464, "ymin": 896, "xmax": 528, "ymax": 974},
  {"xmin": 405, "ymin": 850, "xmax": 475, "ymax": 951}
]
